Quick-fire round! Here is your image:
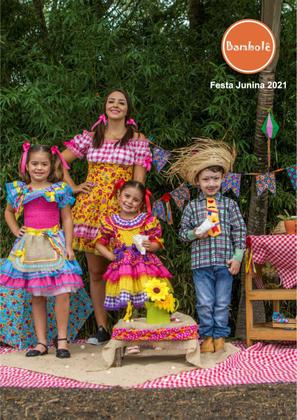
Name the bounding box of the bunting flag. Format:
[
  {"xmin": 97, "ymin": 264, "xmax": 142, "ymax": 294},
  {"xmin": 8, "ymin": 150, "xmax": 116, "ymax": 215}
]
[
  {"xmin": 152, "ymin": 146, "xmax": 171, "ymax": 172},
  {"xmin": 170, "ymin": 183, "xmax": 190, "ymax": 209},
  {"xmin": 256, "ymin": 172, "xmax": 276, "ymax": 196},
  {"xmin": 221, "ymin": 172, "xmax": 241, "ymax": 197},
  {"xmin": 286, "ymin": 165, "xmax": 297, "ymax": 190},
  {"xmin": 152, "ymin": 199, "xmax": 166, "ymax": 221},
  {"xmin": 161, "ymin": 193, "xmax": 173, "ymax": 225},
  {"xmin": 261, "ymin": 113, "xmax": 280, "ymax": 169}
]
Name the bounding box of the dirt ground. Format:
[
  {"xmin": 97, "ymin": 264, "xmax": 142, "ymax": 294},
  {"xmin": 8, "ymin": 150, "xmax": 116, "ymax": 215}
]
[{"xmin": 1, "ymin": 383, "xmax": 296, "ymax": 419}]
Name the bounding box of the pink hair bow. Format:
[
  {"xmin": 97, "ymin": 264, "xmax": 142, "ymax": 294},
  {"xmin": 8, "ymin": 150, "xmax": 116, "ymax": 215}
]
[
  {"xmin": 51, "ymin": 145, "xmax": 70, "ymax": 169},
  {"xmin": 109, "ymin": 178, "xmax": 126, "ymax": 199},
  {"xmin": 143, "ymin": 156, "xmax": 152, "ymax": 171},
  {"xmin": 20, "ymin": 142, "xmax": 31, "ymax": 175},
  {"xmin": 126, "ymin": 118, "xmax": 137, "ymax": 128},
  {"xmin": 91, "ymin": 114, "xmax": 107, "ymax": 131}
]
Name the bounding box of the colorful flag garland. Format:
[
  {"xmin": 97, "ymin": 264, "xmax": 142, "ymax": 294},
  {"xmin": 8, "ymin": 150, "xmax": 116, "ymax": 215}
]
[
  {"xmin": 221, "ymin": 173, "xmax": 241, "ymax": 197},
  {"xmin": 255, "ymin": 172, "xmax": 276, "ymax": 196},
  {"xmin": 148, "ymin": 111, "xmax": 294, "ymax": 224},
  {"xmin": 170, "ymin": 183, "xmax": 190, "ymax": 209}
]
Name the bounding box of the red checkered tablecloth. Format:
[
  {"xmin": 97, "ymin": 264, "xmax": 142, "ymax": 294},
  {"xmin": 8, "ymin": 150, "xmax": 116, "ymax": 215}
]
[{"xmin": 247, "ymin": 235, "xmax": 297, "ymax": 289}]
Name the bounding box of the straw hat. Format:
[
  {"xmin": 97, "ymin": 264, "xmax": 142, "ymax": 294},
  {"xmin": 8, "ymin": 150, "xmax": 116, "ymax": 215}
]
[{"xmin": 167, "ymin": 138, "xmax": 236, "ymax": 186}]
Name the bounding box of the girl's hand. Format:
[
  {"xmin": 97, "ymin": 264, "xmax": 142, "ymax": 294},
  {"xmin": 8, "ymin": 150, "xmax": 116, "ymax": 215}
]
[
  {"xmin": 72, "ymin": 182, "xmax": 94, "ymax": 195},
  {"xmin": 227, "ymin": 259, "xmax": 241, "ymax": 275},
  {"xmin": 142, "ymin": 240, "xmax": 159, "ymax": 252},
  {"xmin": 17, "ymin": 226, "xmax": 26, "ymax": 238},
  {"xmin": 66, "ymin": 247, "xmax": 75, "ymax": 261}
]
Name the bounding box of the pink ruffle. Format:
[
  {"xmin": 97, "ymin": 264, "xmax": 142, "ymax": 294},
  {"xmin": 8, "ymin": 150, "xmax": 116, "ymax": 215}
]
[
  {"xmin": 74, "ymin": 224, "xmax": 99, "ymax": 239},
  {"xmin": 0, "ymin": 274, "xmax": 84, "ymax": 295},
  {"xmin": 103, "ymin": 256, "xmax": 172, "ymax": 283}
]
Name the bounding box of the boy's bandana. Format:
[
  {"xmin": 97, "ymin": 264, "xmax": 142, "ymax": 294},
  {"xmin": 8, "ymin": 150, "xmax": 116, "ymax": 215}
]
[{"xmin": 206, "ymin": 197, "xmax": 221, "ymax": 237}]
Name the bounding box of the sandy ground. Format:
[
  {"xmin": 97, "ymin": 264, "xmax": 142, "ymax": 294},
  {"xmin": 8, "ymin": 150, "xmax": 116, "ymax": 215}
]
[{"xmin": 0, "ymin": 342, "xmax": 238, "ymax": 387}]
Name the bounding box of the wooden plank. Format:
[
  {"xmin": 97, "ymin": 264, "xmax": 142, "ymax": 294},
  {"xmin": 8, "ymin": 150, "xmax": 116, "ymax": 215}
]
[
  {"xmin": 247, "ymin": 290, "xmax": 296, "ymax": 300},
  {"xmin": 249, "ymin": 325, "xmax": 297, "ymax": 341}
]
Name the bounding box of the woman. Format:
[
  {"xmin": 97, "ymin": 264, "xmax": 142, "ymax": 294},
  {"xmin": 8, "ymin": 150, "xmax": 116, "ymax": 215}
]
[{"xmin": 62, "ymin": 89, "xmax": 152, "ymax": 344}]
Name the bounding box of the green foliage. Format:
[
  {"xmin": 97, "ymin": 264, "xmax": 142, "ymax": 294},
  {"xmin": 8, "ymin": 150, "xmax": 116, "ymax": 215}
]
[{"xmin": 1, "ymin": 0, "xmax": 296, "ymax": 335}]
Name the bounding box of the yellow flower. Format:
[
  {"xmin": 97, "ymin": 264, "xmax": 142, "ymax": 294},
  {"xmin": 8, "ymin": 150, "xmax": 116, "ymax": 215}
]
[
  {"xmin": 155, "ymin": 293, "xmax": 176, "ymax": 313},
  {"xmin": 144, "ymin": 279, "xmax": 170, "ymax": 301}
]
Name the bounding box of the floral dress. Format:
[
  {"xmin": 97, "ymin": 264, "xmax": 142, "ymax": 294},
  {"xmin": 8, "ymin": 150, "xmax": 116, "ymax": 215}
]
[
  {"xmin": 64, "ymin": 131, "xmax": 152, "ymax": 254},
  {"xmin": 0, "ymin": 181, "xmax": 83, "ymax": 296},
  {"xmin": 96, "ymin": 212, "xmax": 172, "ymax": 310}
]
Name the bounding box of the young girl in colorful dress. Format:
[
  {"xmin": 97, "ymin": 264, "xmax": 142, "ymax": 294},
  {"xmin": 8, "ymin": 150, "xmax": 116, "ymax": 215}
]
[
  {"xmin": 95, "ymin": 180, "xmax": 172, "ymax": 314},
  {"xmin": 0, "ymin": 143, "xmax": 84, "ymax": 358},
  {"xmin": 62, "ymin": 89, "xmax": 152, "ymax": 344}
]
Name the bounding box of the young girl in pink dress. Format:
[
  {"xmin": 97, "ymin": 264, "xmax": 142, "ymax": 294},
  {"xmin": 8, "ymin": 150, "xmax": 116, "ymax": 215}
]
[
  {"xmin": 0, "ymin": 143, "xmax": 83, "ymax": 358},
  {"xmin": 95, "ymin": 180, "xmax": 172, "ymax": 312}
]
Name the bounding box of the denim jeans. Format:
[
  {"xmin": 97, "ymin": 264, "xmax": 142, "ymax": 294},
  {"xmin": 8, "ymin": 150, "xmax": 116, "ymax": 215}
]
[{"xmin": 193, "ymin": 266, "xmax": 233, "ymax": 339}]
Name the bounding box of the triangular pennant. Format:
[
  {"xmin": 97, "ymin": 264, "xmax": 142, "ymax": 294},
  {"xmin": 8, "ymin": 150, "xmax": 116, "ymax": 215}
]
[
  {"xmin": 221, "ymin": 172, "xmax": 241, "ymax": 197},
  {"xmin": 286, "ymin": 165, "xmax": 297, "ymax": 190},
  {"xmin": 152, "ymin": 146, "xmax": 171, "ymax": 172},
  {"xmin": 261, "ymin": 112, "xmax": 279, "ymax": 139},
  {"xmin": 256, "ymin": 172, "xmax": 276, "ymax": 196},
  {"xmin": 170, "ymin": 183, "xmax": 191, "ymax": 209},
  {"xmin": 152, "ymin": 199, "xmax": 166, "ymax": 221}
]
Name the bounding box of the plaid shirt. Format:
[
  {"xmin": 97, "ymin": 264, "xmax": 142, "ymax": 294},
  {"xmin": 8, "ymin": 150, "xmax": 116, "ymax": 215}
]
[
  {"xmin": 179, "ymin": 192, "xmax": 246, "ymax": 270},
  {"xmin": 64, "ymin": 130, "xmax": 151, "ymax": 168}
]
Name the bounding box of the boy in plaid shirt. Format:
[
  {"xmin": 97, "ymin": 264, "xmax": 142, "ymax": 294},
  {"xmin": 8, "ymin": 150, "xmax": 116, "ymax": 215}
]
[{"xmin": 169, "ymin": 139, "xmax": 246, "ymax": 353}]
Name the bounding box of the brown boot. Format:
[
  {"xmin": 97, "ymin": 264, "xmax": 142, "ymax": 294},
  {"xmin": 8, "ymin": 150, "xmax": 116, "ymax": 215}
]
[
  {"xmin": 200, "ymin": 337, "xmax": 214, "ymax": 353},
  {"xmin": 214, "ymin": 337, "xmax": 225, "ymax": 352}
]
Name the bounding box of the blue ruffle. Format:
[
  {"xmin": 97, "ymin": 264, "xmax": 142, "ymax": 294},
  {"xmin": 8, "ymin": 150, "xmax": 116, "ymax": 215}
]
[{"xmin": 5, "ymin": 181, "xmax": 75, "ymax": 211}]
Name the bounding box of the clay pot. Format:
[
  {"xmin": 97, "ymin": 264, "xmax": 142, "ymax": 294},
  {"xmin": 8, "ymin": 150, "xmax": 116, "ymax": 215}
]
[{"xmin": 284, "ymin": 219, "xmax": 297, "ymax": 234}]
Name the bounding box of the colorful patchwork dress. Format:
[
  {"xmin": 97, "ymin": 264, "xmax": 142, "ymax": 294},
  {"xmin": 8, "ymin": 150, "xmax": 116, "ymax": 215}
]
[
  {"xmin": 64, "ymin": 131, "xmax": 152, "ymax": 254},
  {"xmin": 0, "ymin": 181, "xmax": 84, "ymax": 296},
  {"xmin": 96, "ymin": 212, "xmax": 173, "ymax": 310}
]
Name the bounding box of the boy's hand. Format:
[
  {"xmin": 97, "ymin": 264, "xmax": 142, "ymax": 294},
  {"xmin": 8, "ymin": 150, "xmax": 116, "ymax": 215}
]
[
  {"xmin": 195, "ymin": 231, "xmax": 208, "ymax": 240},
  {"xmin": 17, "ymin": 226, "xmax": 26, "ymax": 238},
  {"xmin": 227, "ymin": 259, "xmax": 241, "ymax": 275},
  {"xmin": 66, "ymin": 247, "xmax": 75, "ymax": 261}
]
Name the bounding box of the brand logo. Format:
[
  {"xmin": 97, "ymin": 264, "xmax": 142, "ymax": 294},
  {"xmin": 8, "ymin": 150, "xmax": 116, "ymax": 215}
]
[{"xmin": 221, "ymin": 19, "xmax": 276, "ymax": 74}]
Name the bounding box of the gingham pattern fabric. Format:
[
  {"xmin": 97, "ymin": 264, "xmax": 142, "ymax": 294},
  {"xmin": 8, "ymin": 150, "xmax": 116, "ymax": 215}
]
[
  {"xmin": 248, "ymin": 235, "xmax": 297, "ymax": 289},
  {"xmin": 136, "ymin": 342, "xmax": 297, "ymax": 389},
  {"xmin": 64, "ymin": 130, "xmax": 151, "ymax": 167},
  {"xmin": 179, "ymin": 192, "xmax": 246, "ymax": 269},
  {"xmin": 1, "ymin": 342, "xmax": 296, "ymax": 388},
  {"xmin": 104, "ymin": 291, "xmax": 148, "ymax": 310}
]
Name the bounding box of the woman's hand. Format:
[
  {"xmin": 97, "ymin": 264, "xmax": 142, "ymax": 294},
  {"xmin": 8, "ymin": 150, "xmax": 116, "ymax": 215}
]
[
  {"xmin": 17, "ymin": 226, "xmax": 26, "ymax": 238},
  {"xmin": 66, "ymin": 246, "xmax": 75, "ymax": 261},
  {"xmin": 71, "ymin": 182, "xmax": 94, "ymax": 195}
]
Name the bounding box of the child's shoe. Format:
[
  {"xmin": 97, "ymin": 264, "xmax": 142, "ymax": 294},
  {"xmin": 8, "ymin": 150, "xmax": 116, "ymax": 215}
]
[
  {"xmin": 214, "ymin": 337, "xmax": 225, "ymax": 352},
  {"xmin": 87, "ymin": 326, "xmax": 111, "ymax": 345},
  {"xmin": 200, "ymin": 337, "xmax": 214, "ymax": 353}
]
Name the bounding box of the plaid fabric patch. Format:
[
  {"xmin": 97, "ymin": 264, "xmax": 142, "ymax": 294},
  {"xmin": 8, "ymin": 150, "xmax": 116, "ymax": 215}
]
[
  {"xmin": 65, "ymin": 131, "xmax": 152, "ymax": 167},
  {"xmin": 104, "ymin": 291, "xmax": 148, "ymax": 310},
  {"xmin": 179, "ymin": 192, "xmax": 246, "ymax": 269}
]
